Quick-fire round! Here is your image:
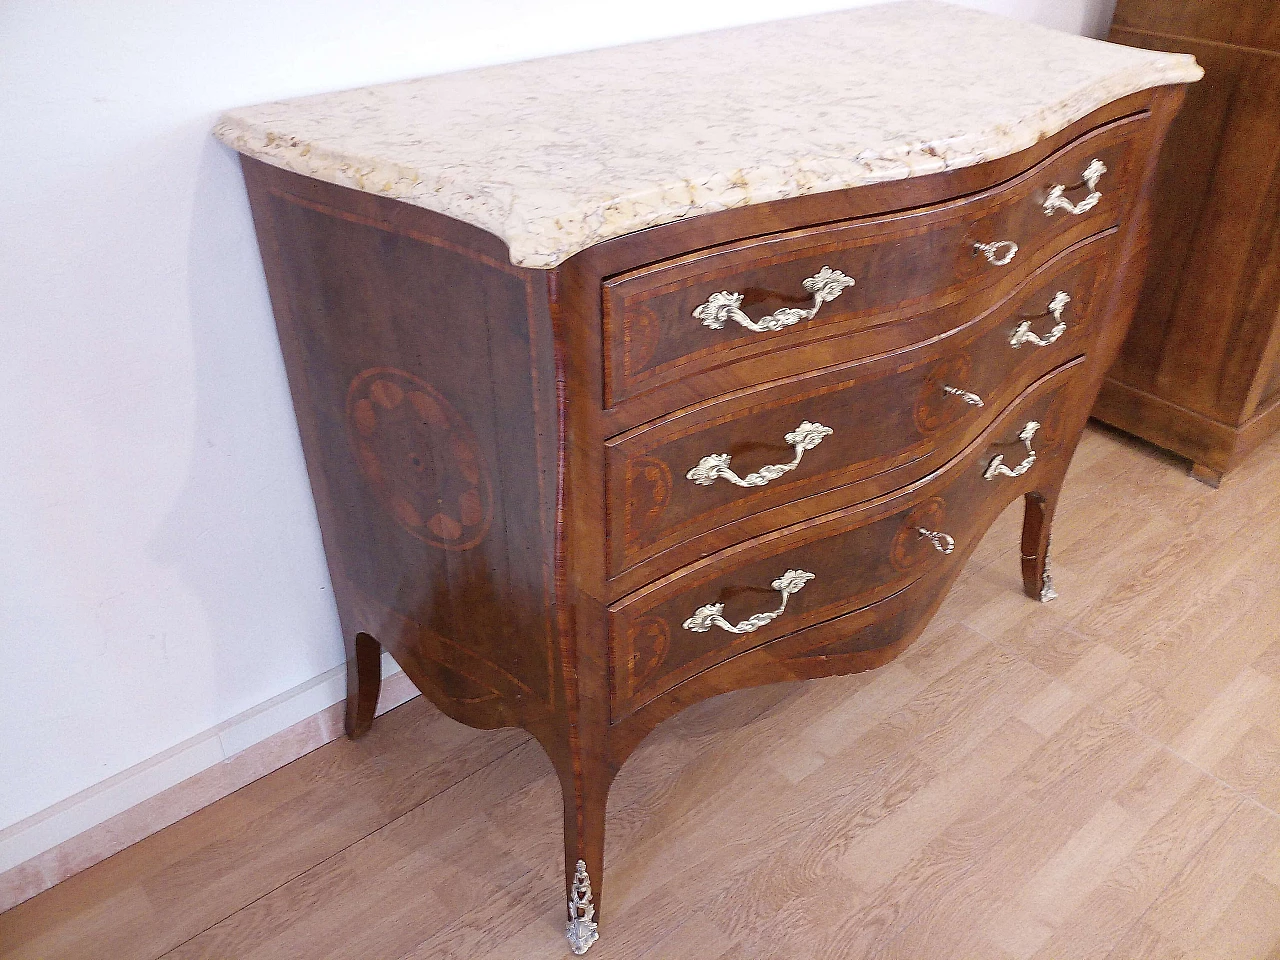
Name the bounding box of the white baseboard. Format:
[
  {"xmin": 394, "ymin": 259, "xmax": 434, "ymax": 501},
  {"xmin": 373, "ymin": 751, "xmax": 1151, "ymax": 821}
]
[{"xmin": 0, "ymin": 654, "xmax": 418, "ymax": 910}]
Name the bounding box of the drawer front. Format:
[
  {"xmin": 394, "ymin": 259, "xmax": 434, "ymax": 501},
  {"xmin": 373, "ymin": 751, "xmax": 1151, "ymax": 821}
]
[
  {"xmin": 603, "ymin": 113, "xmax": 1145, "ymax": 407},
  {"xmin": 608, "ymin": 355, "xmax": 1085, "ymax": 721},
  {"xmin": 607, "ymin": 231, "xmax": 1113, "ymax": 579}
]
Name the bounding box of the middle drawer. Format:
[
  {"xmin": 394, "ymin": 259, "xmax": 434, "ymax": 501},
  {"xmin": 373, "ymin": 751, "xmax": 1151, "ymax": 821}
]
[{"xmin": 605, "ymin": 230, "xmax": 1114, "ymax": 582}]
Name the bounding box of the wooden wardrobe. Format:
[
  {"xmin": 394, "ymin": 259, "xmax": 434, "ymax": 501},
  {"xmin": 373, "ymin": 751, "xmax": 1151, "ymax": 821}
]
[{"xmin": 1093, "ymin": 0, "xmax": 1280, "ymax": 485}]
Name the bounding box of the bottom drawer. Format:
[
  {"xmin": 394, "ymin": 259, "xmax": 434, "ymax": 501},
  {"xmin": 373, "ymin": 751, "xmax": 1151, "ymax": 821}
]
[{"xmin": 609, "ymin": 355, "xmax": 1087, "ymax": 721}]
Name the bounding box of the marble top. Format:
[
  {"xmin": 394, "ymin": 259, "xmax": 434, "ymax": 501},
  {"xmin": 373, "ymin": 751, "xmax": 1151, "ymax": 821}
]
[{"xmin": 214, "ymin": 1, "xmax": 1201, "ymax": 269}]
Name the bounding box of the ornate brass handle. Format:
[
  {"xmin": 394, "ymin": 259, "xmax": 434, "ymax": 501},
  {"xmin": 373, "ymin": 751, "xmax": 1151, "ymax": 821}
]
[
  {"xmin": 974, "ymin": 240, "xmax": 1019, "ymax": 266},
  {"xmin": 693, "ymin": 266, "xmax": 856, "ymax": 333},
  {"xmin": 984, "ymin": 421, "xmax": 1041, "ymax": 480},
  {"xmin": 1044, "ymin": 159, "xmax": 1107, "ymax": 216},
  {"xmin": 942, "ymin": 385, "xmax": 985, "ymax": 406},
  {"xmin": 686, "ymin": 421, "xmax": 833, "ymax": 488},
  {"xmin": 682, "ymin": 569, "xmax": 815, "ymax": 634},
  {"xmin": 1010, "ymin": 291, "xmax": 1071, "ymax": 348},
  {"xmin": 917, "ymin": 527, "xmax": 955, "ymax": 555}
]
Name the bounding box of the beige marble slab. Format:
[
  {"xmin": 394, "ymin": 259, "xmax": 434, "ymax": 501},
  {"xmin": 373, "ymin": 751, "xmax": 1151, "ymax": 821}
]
[{"xmin": 214, "ymin": 0, "xmax": 1201, "ymax": 268}]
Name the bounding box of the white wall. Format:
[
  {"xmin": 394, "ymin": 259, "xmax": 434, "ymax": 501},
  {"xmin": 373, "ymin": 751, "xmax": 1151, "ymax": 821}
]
[{"xmin": 0, "ymin": 0, "xmax": 1116, "ymax": 837}]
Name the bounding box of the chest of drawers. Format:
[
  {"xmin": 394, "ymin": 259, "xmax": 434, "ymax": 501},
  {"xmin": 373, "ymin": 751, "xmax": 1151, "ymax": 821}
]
[{"xmin": 216, "ymin": 3, "xmax": 1198, "ymax": 952}]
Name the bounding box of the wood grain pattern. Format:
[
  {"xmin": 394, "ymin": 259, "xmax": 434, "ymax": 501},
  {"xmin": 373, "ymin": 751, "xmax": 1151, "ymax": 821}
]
[
  {"xmin": 1111, "ymin": 0, "xmax": 1280, "ymax": 54},
  {"xmin": 1094, "ymin": 5, "xmax": 1280, "ymax": 480},
  {"xmin": 242, "ymin": 165, "xmax": 563, "ymax": 734},
  {"xmin": 3, "ymin": 424, "xmax": 1278, "ymax": 960}
]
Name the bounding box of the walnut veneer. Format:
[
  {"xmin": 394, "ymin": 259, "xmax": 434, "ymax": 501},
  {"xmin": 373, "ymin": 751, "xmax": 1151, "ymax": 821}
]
[
  {"xmin": 1094, "ymin": 0, "xmax": 1280, "ymax": 485},
  {"xmin": 237, "ymin": 84, "xmax": 1188, "ymax": 953}
]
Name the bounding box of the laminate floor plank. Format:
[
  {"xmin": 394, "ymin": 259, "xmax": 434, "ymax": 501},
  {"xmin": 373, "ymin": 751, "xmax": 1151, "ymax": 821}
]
[
  {"xmin": 3, "ymin": 424, "xmax": 1279, "ymax": 959},
  {"xmin": 0, "ymin": 707, "xmax": 527, "ymax": 960}
]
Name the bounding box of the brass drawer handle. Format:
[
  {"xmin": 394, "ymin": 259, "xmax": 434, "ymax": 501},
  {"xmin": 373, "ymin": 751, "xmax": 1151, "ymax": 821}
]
[
  {"xmin": 974, "ymin": 240, "xmax": 1019, "ymax": 266},
  {"xmin": 984, "ymin": 421, "xmax": 1041, "ymax": 480},
  {"xmin": 693, "ymin": 266, "xmax": 856, "ymax": 333},
  {"xmin": 1010, "ymin": 291, "xmax": 1071, "ymax": 348},
  {"xmin": 917, "ymin": 527, "xmax": 955, "ymax": 554},
  {"xmin": 686, "ymin": 420, "xmax": 833, "ymax": 488},
  {"xmin": 942, "ymin": 385, "xmax": 985, "ymax": 406},
  {"xmin": 1044, "ymin": 158, "xmax": 1107, "ymax": 217},
  {"xmin": 682, "ymin": 569, "xmax": 815, "ymax": 635}
]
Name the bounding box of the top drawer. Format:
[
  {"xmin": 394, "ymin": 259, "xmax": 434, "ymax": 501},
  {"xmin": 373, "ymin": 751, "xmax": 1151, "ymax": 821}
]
[{"xmin": 602, "ymin": 112, "xmax": 1147, "ymax": 408}]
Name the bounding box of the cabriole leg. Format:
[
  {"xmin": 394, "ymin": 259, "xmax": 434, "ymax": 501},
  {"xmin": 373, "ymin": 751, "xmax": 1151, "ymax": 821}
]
[
  {"xmin": 1021, "ymin": 489, "xmax": 1061, "ymax": 603},
  {"xmin": 560, "ymin": 764, "xmax": 609, "ymax": 954},
  {"xmin": 344, "ymin": 632, "xmax": 382, "ymax": 739}
]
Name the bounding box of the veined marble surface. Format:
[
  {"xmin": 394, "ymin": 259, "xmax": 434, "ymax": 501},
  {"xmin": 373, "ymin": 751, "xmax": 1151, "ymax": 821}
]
[{"xmin": 214, "ymin": 0, "xmax": 1201, "ymax": 269}]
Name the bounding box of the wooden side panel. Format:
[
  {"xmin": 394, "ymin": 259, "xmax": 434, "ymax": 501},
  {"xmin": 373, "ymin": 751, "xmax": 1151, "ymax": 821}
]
[
  {"xmin": 1103, "ymin": 33, "xmax": 1237, "ymax": 396},
  {"xmin": 242, "ymin": 159, "xmax": 560, "ymax": 726},
  {"xmin": 1112, "ymin": 0, "xmax": 1280, "ymax": 53},
  {"xmin": 1150, "ymin": 43, "xmax": 1280, "ymax": 423},
  {"xmin": 1100, "ymin": 26, "xmax": 1280, "ymax": 467}
]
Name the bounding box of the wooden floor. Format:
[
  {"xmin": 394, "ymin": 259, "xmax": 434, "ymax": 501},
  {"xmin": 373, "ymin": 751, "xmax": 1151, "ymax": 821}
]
[{"xmin": 4, "ymin": 423, "xmax": 1280, "ymax": 960}]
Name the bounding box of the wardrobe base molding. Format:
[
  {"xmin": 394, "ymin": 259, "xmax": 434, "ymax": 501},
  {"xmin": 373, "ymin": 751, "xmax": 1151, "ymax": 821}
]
[
  {"xmin": 1095, "ymin": 1, "xmax": 1280, "ymax": 485},
  {"xmin": 1095, "ymin": 377, "xmax": 1280, "ymax": 483}
]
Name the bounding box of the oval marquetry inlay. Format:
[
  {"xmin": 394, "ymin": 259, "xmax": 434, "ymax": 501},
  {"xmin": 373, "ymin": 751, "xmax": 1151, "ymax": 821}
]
[
  {"xmin": 626, "ymin": 303, "xmax": 662, "ymax": 373},
  {"xmin": 346, "ymin": 366, "xmax": 492, "ymax": 550},
  {"xmin": 624, "ymin": 455, "xmax": 674, "ymax": 545},
  {"xmin": 914, "ymin": 353, "xmax": 976, "ymax": 434},
  {"xmin": 625, "ymin": 615, "xmax": 671, "ymax": 692},
  {"xmin": 890, "ymin": 496, "xmax": 950, "ymax": 571}
]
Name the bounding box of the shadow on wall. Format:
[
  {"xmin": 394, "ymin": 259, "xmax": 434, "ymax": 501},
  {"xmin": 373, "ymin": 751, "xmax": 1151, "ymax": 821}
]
[
  {"xmin": 959, "ymin": 0, "xmax": 1117, "ymax": 37},
  {"xmin": 148, "ymin": 134, "xmax": 345, "ymax": 720},
  {"xmin": 1042, "ymin": 0, "xmax": 1119, "ymax": 37}
]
